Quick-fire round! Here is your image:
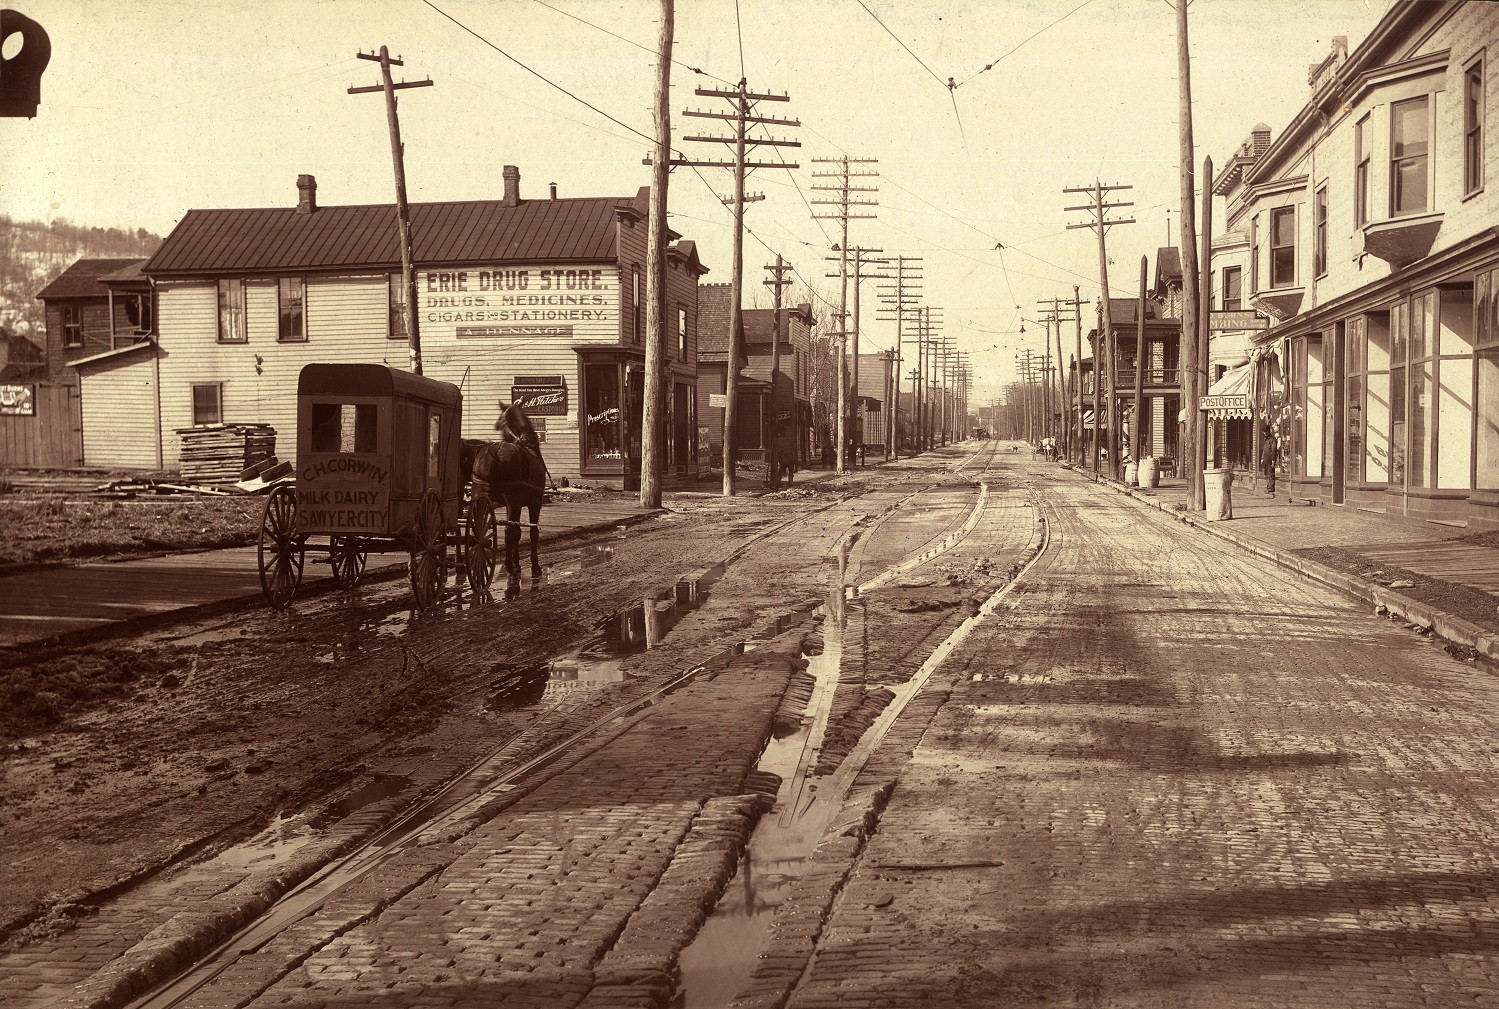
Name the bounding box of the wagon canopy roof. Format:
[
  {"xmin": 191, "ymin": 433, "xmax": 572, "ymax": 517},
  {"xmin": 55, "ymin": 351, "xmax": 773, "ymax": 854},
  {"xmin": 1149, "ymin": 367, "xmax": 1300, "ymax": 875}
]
[
  {"xmin": 144, "ymin": 194, "xmax": 647, "ymax": 276},
  {"xmin": 298, "ymin": 363, "xmax": 461, "ymax": 408}
]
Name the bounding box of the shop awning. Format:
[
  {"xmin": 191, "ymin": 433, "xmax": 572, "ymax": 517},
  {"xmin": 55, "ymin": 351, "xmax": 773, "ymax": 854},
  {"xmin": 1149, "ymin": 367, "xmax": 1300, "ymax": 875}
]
[{"xmin": 1200, "ymin": 365, "xmax": 1253, "ymax": 419}]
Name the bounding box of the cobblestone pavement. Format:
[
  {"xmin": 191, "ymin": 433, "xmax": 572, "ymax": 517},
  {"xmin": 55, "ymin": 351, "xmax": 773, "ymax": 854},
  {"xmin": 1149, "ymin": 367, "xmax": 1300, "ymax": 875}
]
[
  {"xmin": 786, "ymin": 462, "xmax": 1499, "ymax": 1008},
  {"xmin": 0, "ymin": 451, "xmax": 1013, "ymax": 1009}
]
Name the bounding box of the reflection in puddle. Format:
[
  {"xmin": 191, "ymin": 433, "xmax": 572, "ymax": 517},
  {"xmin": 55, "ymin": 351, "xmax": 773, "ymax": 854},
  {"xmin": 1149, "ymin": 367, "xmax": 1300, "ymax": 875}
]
[
  {"xmin": 675, "ymin": 566, "xmax": 847, "ymax": 1007},
  {"xmin": 483, "ymin": 567, "xmax": 723, "ymax": 715},
  {"xmin": 309, "ymin": 773, "xmax": 412, "ymax": 828}
]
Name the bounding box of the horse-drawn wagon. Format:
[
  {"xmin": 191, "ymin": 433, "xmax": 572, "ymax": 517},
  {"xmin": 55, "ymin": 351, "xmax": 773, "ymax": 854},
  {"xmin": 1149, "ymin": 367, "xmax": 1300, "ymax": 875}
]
[{"xmin": 256, "ymin": 363, "xmax": 500, "ymax": 609}]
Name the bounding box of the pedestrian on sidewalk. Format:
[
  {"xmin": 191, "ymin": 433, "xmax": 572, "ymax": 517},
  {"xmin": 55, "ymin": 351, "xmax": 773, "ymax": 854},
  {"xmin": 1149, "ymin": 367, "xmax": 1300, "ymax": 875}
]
[{"xmin": 1261, "ymin": 425, "xmax": 1280, "ymax": 495}]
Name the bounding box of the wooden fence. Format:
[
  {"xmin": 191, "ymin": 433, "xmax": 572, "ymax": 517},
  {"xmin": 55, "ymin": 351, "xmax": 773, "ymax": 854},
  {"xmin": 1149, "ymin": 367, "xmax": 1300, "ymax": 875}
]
[{"xmin": 0, "ymin": 383, "xmax": 82, "ymax": 468}]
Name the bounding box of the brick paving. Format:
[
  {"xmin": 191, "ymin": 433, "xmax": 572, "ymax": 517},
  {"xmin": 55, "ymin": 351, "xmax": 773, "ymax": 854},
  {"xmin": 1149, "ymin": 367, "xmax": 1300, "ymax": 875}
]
[
  {"xmin": 785, "ymin": 471, "xmax": 1499, "ymax": 1007},
  {"xmin": 209, "ymin": 638, "xmax": 808, "ymax": 1008}
]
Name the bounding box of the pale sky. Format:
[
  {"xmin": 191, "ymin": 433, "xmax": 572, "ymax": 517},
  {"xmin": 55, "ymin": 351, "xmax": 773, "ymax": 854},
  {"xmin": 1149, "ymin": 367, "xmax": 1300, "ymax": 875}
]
[{"xmin": 0, "ymin": 0, "xmax": 1391, "ymax": 401}]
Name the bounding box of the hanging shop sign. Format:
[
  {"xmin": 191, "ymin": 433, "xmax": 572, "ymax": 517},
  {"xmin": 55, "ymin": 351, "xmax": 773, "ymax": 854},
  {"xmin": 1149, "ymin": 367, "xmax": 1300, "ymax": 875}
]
[
  {"xmin": 510, "ymin": 376, "xmax": 568, "ymax": 416},
  {"xmin": 1209, "ymin": 310, "xmax": 1270, "ymax": 331}
]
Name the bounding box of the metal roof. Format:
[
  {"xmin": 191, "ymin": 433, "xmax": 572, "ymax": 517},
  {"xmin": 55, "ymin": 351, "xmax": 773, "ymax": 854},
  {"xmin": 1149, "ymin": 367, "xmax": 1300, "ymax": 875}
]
[
  {"xmin": 35, "ymin": 258, "xmax": 145, "ymax": 300},
  {"xmin": 69, "ymin": 339, "xmax": 158, "ymax": 370},
  {"xmin": 145, "ymin": 195, "xmax": 645, "ymax": 276}
]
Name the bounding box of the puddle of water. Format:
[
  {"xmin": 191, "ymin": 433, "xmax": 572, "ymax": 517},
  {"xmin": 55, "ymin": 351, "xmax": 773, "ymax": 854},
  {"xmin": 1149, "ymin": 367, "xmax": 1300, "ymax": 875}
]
[
  {"xmin": 170, "ymin": 811, "xmax": 326, "ymax": 889},
  {"xmin": 482, "ymin": 572, "xmax": 720, "ymax": 716},
  {"xmin": 309, "ymin": 773, "xmax": 412, "ymax": 828},
  {"xmin": 675, "ymin": 549, "xmax": 850, "ymax": 1008}
]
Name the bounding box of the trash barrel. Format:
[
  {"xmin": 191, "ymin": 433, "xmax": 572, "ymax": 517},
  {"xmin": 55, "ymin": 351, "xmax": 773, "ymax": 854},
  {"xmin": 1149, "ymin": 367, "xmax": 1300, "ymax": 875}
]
[
  {"xmin": 1124, "ymin": 461, "xmax": 1138, "ymax": 486},
  {"xmin": 1139, "ymin": 456, "xmax": 1159, "ymax": 488},
  {"xmin": 1203, "ymin": 468, "xmax": 1233, "ymax": 520}
]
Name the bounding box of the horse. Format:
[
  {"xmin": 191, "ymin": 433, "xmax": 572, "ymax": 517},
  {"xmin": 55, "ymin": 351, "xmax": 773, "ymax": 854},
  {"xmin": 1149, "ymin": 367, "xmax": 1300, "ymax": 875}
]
[{"xmin": 461, "ymin": 403, "xmax": 546, "ymax": 581}]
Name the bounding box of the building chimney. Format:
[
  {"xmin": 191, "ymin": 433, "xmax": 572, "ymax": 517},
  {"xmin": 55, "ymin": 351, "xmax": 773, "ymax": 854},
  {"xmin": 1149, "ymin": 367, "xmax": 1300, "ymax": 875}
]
[
  {"xmin": 1251, "ymin": 124, "xmax": 1272, "ymax": 157},
  {"xmin": 550, "ymin": 182, "xmax": 558, "ymax": 200},
  {"xmin": 296, "ymin": 174, "xmax": 317, "ymax": 215},
  {"xmin": 503, "ymin": 165, "xmax": 521, "ymax": 208}
]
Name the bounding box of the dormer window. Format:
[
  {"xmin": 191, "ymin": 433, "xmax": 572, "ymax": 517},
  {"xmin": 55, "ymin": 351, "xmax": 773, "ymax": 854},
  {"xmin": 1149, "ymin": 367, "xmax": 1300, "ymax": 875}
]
[{"xmin": 1390, "ymin": 96, "xmax": 1430, "ymax": 216}]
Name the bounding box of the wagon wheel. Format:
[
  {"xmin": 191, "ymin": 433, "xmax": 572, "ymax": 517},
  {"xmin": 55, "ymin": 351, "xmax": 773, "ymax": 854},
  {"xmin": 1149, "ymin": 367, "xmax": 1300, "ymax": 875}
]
[
  {"xmin": 409, "ymin": 489, "xmax": 447, "ymax": 609},
  {"xmin": 257, "ymin": 484, "xmax": 304, "ymax": 609},
  {"xmin": 329, "ymin": 535, "xmax": 366, "ymax": 589},
  {"xmin": 465, "ymin": 491, "xmax": 498, "ymax": 601}
]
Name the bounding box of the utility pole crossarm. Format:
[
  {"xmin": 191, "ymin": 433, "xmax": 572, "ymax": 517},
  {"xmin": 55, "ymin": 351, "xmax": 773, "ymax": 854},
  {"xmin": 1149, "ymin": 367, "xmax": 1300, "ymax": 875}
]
[
  {"xmin": 694, "ymin": 87, "xmax": 790, "ymax": 101},
  {"xmin": 350, "ymin": 44, "xmax": 428, "ymax": 375},
  {"xmin": 682, "ymin": 109, "xmax": 800, "ymax": 125}
]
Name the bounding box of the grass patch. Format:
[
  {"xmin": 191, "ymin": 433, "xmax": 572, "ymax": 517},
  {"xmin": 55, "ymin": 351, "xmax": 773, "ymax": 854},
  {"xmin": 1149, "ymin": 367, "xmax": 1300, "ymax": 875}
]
[{"xmin": 0, "ymin": 496, "xmax": 260, "ymax": 566}]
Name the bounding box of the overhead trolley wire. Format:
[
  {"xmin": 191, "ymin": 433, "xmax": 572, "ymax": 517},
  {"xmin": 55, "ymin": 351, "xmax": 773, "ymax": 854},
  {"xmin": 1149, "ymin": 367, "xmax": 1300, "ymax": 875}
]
[
  {"xmin": 956, "ymin": 0, "xmax": 1099, "ymax": 87},
  {"xmin": 852, "ymin": 0, "xmax": 947, "ymax": 89}
]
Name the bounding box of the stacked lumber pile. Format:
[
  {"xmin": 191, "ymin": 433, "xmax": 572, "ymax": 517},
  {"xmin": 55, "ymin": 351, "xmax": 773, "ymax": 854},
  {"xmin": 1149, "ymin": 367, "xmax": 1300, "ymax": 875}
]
[{"xmin": 175, "ymin": 424, "xmax": 278, "ymax": 484}]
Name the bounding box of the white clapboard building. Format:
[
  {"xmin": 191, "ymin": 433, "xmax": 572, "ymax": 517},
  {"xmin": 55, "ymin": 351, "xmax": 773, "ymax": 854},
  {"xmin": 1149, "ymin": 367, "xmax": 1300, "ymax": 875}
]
[{"xmin": 129, "ymin": 168, "xmax": 707, "ymax": 486}]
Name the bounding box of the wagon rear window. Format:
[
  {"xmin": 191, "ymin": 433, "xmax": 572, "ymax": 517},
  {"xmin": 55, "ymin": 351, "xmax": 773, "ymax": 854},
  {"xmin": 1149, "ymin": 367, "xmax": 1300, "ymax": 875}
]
[{"xmin": 311, "ymin": 403, "xmax": 377, "ymax": 454}]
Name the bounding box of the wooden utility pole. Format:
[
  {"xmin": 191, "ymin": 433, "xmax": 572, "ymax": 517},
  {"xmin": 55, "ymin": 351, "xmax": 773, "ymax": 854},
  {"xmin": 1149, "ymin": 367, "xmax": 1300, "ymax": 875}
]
[
  {"xmin": 636, "ymin": 0, "xmax": 674, "ymax": 508},
  {"xmin": 762, "ymin": 254, "xmax": 794, "ymax": 488},
  {"xmin": 812, "ymin": 157, "xmax": 878, "ymax": 473},
  {"xmin": 1132, "ymin": 255, "xmax": 1147, "ymax": 470},
  {"xmin": 669, "ymin": 82, "xmax": 800, "ymax": 496},
  {"xmin": 1199, "ymin": 154, "xmax": 1214, "ymax": 482},
  {"xmin": 1072, "ymin": 286, "xmax": 1087, "ymax": 467},
  {"xmin": 1066, "ymin": 180, "xmax": 1135, "ymax": 478},
  {"xmin": 350, "ymin": 47, "xmax": 432, "ymax": 374},
  {"xmin": 825, "ymin": 246, "xmax": 882, "ymax": 467},
  {"xmin": 1176, "ymin": 0, "xmax": 1204, "ymax": 509},
  {"xmin": 1038, "ymin": 296, "xmax": 1078, "ymax": 456},
  {"xmin": 875, "ymin": 256, "xmax": 921, "ymax": 460}
]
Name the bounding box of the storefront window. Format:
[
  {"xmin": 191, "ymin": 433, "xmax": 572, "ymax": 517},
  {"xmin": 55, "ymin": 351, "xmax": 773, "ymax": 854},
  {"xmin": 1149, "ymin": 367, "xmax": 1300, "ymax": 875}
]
[
  {"xmin": 1305, "ymin": 335, "xmax": 1325, "ymax": 479},
  {"xmin": 1347, "ymin": 316, "xmax": 1364, "ymax": 484},
  {"xmin": 1437, "ymin": 289, "xmax": 1474, "ymax": 489},
  {"xmin": 1365, "ymin": 313, "xmax": 1390, "ymax": 484},
  {"xmin": 1409, "ymin": 292, "xmax": 1436, "ymax": 489},
  {"xmin": 584, "ymin": 362, "xmax": 622, "ymax": 465},
  {"xmin": 1390, "ymin": 302, "xmax": 1408, "ymax": 487}
]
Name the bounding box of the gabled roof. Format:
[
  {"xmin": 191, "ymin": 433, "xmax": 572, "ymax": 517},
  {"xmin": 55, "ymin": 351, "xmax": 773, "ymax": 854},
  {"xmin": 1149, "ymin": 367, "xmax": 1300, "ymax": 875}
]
[
  {"xmin": 98, "ymin": 260, "xmax": 151, "ymax": 286},
  {"xmin": 743, "ymin": 304, "xmax": 812, "ymax": 344},
  {"xmin": 698, "ymin": 283, "xmax": 733, "ymax": 356},
  {"xmin": 144, "ymin": 193, "xmax": 649, "ymax": 276},
  {"xmin": 35, "ymin": 258, "xmax": 144, "ymax": 300}
]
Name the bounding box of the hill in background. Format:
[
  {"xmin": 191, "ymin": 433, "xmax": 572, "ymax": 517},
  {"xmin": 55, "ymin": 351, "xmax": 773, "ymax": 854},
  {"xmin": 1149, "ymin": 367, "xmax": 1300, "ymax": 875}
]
[{"xmin": 0, "ymin": 217, "xmax": 163, "ymax": 344}]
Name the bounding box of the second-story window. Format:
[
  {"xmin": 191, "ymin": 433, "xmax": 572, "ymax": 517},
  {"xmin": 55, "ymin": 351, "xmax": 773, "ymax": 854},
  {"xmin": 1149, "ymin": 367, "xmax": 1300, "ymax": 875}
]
[
  {"xmin": 1355, "ymin": 114, "xmax": 1370, "ymax": 227},
  {"xmin": 1466, "ymin": 57, "xmax": 1485, "ymax": 196},
  {"xmin": 61, "ymin": 303, "xmax": 83, "ymax": 347},
  {"xmin": 1270, "ymin": 206, "xmax": 1296, "ymax": 289},
  {"xmin": 1314, "ymin": 186, "xmax": 1328, "ymax": 278},
  {"xmin": 1391, "ymin": 95, "xmax": 1430, "ymax": 216},
  {"xmin": 388, "ymin": 274, "xmax": 407, "ymax": 340},
  {"xmin": 124, "ymin": 293, "xmax": 152, "ymax": 333},
  {"xmin": 1222, "ymin": 266, "xmax": 1242, "ymax": 311},
  {"xmin": 632, "ymin": 267, "xmax": 641, "ymax": 342},
  {"xmin": 678, "ymin": 305, "xmax": 687, "ymax": 359},
  {"xmin": 217, "ymin": 278, "xmax": 247, "ymax": 344},
  {"xmin": 278, "ymin": 277, "xmax": 305, "ymax": 343}
]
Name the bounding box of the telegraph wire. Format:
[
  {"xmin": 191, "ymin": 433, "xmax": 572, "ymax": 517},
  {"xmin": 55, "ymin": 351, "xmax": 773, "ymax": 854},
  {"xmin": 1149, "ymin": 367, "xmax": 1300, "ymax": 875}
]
[
  {"xmin": 852, "ymin": 0, "xmax": 946, "ymax": 89},
  {"xmin": 421, "ymin": 0, "xmax": 656, "ymax": 145},
  {"xmin": 527, "ymin": 0, "xmax": 735, "ymax": 85},
  {"xmin": 957, "ymin": 0, "xmax": 1099, "ymax": 87}
]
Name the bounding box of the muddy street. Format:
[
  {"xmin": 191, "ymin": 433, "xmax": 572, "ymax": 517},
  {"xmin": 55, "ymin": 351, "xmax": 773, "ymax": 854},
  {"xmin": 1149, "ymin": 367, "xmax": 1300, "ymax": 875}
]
[
  {"xmin": 1, "ymin": 444, "xmax": 1014, "ymax": 1007},
  {"xmin": 11, "ymin": 442, "xmax": 1499, "ymax": 1009}
]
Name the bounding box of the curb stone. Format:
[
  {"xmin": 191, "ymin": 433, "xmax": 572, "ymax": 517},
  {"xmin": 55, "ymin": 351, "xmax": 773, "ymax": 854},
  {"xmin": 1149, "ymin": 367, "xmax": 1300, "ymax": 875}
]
[{"xmin": 1080, "ymin": 469, "xmax": 1499, "ymax": 664}]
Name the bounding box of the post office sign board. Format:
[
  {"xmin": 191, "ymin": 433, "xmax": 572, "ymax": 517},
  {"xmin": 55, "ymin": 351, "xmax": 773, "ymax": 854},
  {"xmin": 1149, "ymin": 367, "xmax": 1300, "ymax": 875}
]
[
  {"xmin": 510, "ymin": 377, "xmax": 568, "ymax": 416},
  {"xmin": 0, "ymin": 384, "xmax": 34, "ymax": 416},
  {"xmin": 1209, "ymin": 311, "xmax": 1270, "ymax": 331},
  {"xmin": 1200, "ymin": 393, "xmax": 1251, "ymax": 412}
]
